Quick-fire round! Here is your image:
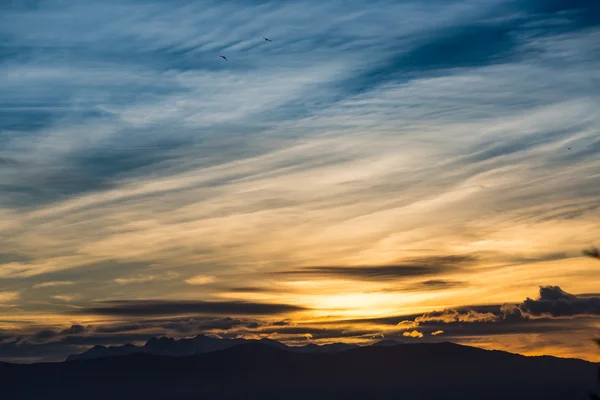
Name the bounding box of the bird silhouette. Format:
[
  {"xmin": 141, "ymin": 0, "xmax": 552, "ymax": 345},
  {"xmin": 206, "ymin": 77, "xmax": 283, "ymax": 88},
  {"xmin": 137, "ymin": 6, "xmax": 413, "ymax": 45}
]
[
  {"xmin": 568, "ymin": 145, "xmax": 572, "ymax": 150},
  {"xmin": 263, "ymin": 37, "xmax": 272, "ymax": 42},
  {"xmin": 220, "ymin": 55, "xmax": 228, "ymax": 61}
]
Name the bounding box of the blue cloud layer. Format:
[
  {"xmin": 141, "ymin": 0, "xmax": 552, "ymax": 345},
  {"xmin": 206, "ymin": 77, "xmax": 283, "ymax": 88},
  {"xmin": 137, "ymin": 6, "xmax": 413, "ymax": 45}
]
[{"xmin": 1, "ymin": 0, "xmax": 598, "ymax": 205}]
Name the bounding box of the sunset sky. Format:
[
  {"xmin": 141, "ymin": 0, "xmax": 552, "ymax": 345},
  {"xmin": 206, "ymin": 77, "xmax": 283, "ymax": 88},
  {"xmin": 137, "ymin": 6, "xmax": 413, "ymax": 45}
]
[{"xmin": 0, "ymin": 0, "xmax": 599, "ymax": 363}]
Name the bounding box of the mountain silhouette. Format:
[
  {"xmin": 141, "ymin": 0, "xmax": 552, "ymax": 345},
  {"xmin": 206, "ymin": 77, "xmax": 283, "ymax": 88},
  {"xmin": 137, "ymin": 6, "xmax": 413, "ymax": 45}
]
[
  {"xmin": 371, "ymin": 339, "xmax": 405, "ymax": 347},
  {"xmin": 1, "ymin": 341, "xmax": 597, "ymax": 400},
  {"xmin": 67, "ymin": 334, "xmax": 360, "ymax": 361}
]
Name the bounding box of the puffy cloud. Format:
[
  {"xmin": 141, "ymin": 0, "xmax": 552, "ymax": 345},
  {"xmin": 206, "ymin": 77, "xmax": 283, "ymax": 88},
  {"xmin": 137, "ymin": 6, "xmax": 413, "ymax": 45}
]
[
  {"xmin": 416, "ymin": 309, "xmax": 498, "ymax": 324},
  {"xmin": 396, "ymin": 320, "xmax": 419, "ymax": 330},
  {"xmin": 431, "ymin": 330, "xmax": 444, "ymax": 336},
  {"xmin": 517, "ymin": 286, "xmax": 600, "ymax": 318},
  {"xmin": 403, "ymin": 330, "xmax": 424, "ymax": 339}
]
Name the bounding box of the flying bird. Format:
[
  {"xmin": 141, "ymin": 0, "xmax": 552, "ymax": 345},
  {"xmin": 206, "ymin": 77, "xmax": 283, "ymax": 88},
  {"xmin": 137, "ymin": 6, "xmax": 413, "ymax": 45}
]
[
  {"xmin": 263, "ymin": 37, "xmax": 272, "ymax": 42},
  {"xmin": 568, "ymin": 145, "xmax": 572, "ymax": 150},
  {"xmin": 583, "ymin": 246, "xmax": 600, "ymax": 260},
  {"xmin": 220, "ymin": 55, "xmax": 228, "ymax": 61}
]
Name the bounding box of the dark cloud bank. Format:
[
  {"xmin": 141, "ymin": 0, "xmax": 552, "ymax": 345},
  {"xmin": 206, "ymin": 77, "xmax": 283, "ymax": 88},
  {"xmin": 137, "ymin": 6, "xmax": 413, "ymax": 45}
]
[
  {"xmin": 279, "ymin": 256, "xmax": 476, "ymax": 280},
  {"xmin": 75, "ymin": 300, "xmax": 306, "ymax": 317}
]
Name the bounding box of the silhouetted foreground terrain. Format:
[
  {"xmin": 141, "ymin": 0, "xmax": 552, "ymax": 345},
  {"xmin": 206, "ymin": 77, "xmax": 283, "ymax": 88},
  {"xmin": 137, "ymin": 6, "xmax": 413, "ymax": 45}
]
[{"xmin": 0, "ymin": 342, "xmax": 596, "ymax": 400}]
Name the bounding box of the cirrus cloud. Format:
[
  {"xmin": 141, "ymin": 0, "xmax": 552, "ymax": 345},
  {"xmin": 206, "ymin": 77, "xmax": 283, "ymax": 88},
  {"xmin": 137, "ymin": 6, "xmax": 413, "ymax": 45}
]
[{"xmin": 184, "ymin": 275, "xmax": 217, "ymax": 285}]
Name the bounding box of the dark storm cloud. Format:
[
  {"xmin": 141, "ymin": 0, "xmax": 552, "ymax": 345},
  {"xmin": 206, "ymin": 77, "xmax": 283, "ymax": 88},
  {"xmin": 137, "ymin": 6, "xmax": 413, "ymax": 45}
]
[
  {"xmin": 516, "ymin": 286, "xmax": 600, "ymax": 318},
  {"xmin": 76, "ymin": 300, "xmax": 306, "ymax": 317},
  {"xmin": 280, "ymin": 256, "xmax": 475, "ymax": 280}
]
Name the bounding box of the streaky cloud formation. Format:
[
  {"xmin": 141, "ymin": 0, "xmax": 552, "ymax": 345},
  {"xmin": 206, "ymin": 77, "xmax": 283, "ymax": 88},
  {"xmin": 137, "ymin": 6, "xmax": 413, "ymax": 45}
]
[
  {"xmin": 583, "ymin": 246, "xmax": 600, "ymax": 260},
  {"xmin": 114, "ymin": 272, "xmax": 180, "ymax": 285},
  {"xmin": 29, "ymin": 325, "xmax": 85, "ymax": 344},
  {"xmin": 184, "ymin": 275, "xmax": 217, "ymax": 285},
  {"xmin": 32, "ymin": 281, "xmax": 75, "ymax": 289},
  {"xmin": 279, "ymin": 256, "xmax": 476, "ymax": 280},
  {"xmin": 0, "ymin": 0, "xmax": 599, "ymax": 363},
  {"xmin": 76, "ymin": 300, "xmax": 307, "ymax": 317}
]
